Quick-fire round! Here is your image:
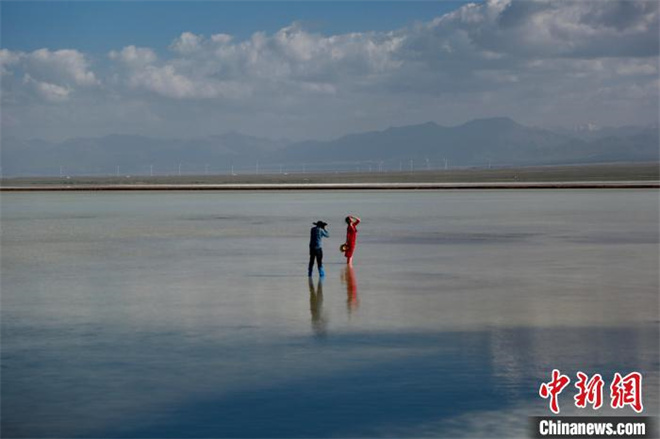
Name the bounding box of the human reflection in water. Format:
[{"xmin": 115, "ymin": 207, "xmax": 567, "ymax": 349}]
[
  {"xmin": 308, "ymin": 278, "xmax": 327, "ymax": 337},
  {"xmin": 341, "ymin": 265, "xmax": 359, "ymax": 315}
]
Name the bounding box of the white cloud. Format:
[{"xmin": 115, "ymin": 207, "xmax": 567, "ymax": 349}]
[
  {"xmin": 126, "ymin": 64, "xmax": 251, "ymax": 100},
  {"xmin": 108, "ymin": 23, "xmax": 406, "ymax": 101},
  {"xmin": 25, "ymin": 49, "xmax": 99, "ymax": 87},
  {"xmin": 128, "ymin": 65, "xmax": 194, "ymax": 99},
  {"xmin": 0, "ymin": 49, "xmax": 21, "ymax": 75},
  {"xmin": 211, "ymin": 33, "xmax": 233, "ymax": 45},
  {"xmin": 3, "ymin": 0, "xmax": 658, "ymax": 140},
  {"xmin": 170, "ymin": 32, "xmax": 203, "ymax": 54},
  {"xmin": 615, "ymin": 60, "xmax": 658, "ymax": 76},
  {"xmin": 108, "ymin": 46, "xmax": 157, "ymax": 67},
  {"xmin": 23, "ymin": 74, "xmax": 71, "ymax": 102},
  {"xmin": 102, "ymin": 1, "xmax": 656, "ymax": 104},
  {"xmin": 1, "ymin": 48, "xmax": 98, "ymax": 104},
  {"xmin": 443, "ymin": 0, "xmax": 659, "ymax": 59}
]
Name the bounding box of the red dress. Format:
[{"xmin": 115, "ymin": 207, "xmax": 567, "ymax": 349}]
[{"xmin": 345, "ymin": 218, "xmax": 360, "ymax": 258}]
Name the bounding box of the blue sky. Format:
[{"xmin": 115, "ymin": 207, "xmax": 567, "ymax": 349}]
[
  {"xmin": 1, "ymin": 1, "xmax": 657, "ymax": 141},
  {"xmin": 2, "ymin": 2, "xmax": 469, "ymax": 53}
]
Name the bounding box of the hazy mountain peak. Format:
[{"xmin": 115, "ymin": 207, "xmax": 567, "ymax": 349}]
[
  {"xmin": 459, "ymin": 117, "xmax": 520, "ymax": 129},
  {"xmin": 574, "ymin": 123, "xmax": 600, "ymax": 132},
  {"xmin": 2, "ymin": 117, "xmax": 657, "ymax": 176},
  {"xmin": 382, "ymin": 121, "xmax": 442, "ymax": 133}
]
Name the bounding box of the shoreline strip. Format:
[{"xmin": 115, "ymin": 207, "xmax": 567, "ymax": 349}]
[{"xmin": 1, "ymin": 181, "xmax": 658, "ymax": 191}]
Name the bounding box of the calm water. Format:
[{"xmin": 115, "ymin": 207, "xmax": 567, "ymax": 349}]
[{"xmin": 1, "ymin": 190, "xmax": 658, "ymax": 438}]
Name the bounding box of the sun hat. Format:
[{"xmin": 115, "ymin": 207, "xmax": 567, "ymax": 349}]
[{"xmin": 313, "ymin": 221, "xmax": 328, "ymax": 227}]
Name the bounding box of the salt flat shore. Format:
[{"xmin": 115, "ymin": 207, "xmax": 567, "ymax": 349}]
[
  {"xmin": 2, "ymin": 164, "xmax": 658, "ymax": 191},
  {"xmin": 1, "ymin": 181, "xmax": 658, "ymax": 191}
]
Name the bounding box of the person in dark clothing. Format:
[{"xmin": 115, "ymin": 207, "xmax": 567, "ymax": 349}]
[{"xmin": 309, "ymin": 221, "xmax": 329, "ymax": 277}]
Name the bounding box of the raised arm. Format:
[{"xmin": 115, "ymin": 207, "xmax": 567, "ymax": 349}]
[
  {"xmin": 352, "ymin": 216, "xmax": 361, "ymax": 226},
  {"xmin": 321, "ymin": 228, "xmax": 329, "ymax": 238}
]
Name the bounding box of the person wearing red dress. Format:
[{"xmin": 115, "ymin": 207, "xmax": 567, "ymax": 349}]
[{"xmin": 344, "ymin": 215, "xmax": 360, "ymax": 266}]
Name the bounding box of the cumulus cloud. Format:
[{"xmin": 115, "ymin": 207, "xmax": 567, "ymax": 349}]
[
  {"xmin": 441, "ymin": 0, "xmax": 659, "ymax": 58},
  {"xmin": 2, "ymin": 0, "xmax": 658, "ymax": 140},
  {"xmin": 107, "ymin": 41, "xmax": 250, "ymax": 99},
  {"xmin": 108, "ymin": 46, "xmax": 157, "ymax": 67},
  {"xmin": 0, "ymin": 49, "xmax": 21, "ymax": 75},
  {"xmin": 24, "ymin": 49, "xmax": 99, "ymax": 86},
  {"xmin": 124, "ymin": 64, "xmax": 250, "ymax": 99},
  {"xmin": 108, "ymin": 24, "xmax": 405, "ymax": 101},
  {"xmin": 211, "ymin": 33, "xmax": 233, "ymax": 45},
  {"xmin": 170, "ymin": 32, "xmax": 203, "ymax": 54},
  {"xmin": 102, "ymin": 1, "xmax": 657, "ymax": 103},
  {"xmin": 22, "ymin": 74, "xmax": 71, "ymax": 102},
  {"xmin": 1, "ymin": 48, "xmax": 99, "ymax": 105}
]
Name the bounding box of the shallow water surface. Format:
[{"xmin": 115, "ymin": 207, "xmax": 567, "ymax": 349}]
[{"xmin": 1, "ymin": 190, "xmax": 658, "ymax": 437}]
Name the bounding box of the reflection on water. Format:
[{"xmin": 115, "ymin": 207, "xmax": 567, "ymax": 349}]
[
  {"xmin": 341, "ymin": 265, "xmax": 359, "ymax": 315},
  {"xmin": 308, "ymin": 278, "xmax": 327, "ymax": 337},
  {"xmin": 1, "ymin": 190, "xmax": 658, "ymax": 438}
]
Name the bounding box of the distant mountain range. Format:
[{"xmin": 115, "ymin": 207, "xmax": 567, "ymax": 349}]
[{"xmin": 1, "ymin": 117, "xmax": 658, "ymax": 176}]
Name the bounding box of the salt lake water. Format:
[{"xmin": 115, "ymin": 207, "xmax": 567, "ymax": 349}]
[{"xmin": 1, "ymin": 190, "xmax": 658, "ymax": 437}]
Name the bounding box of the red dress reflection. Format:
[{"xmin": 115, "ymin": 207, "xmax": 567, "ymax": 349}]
[{"xmin": 343, "ymin": 265, "xmax": 359, "ymax": 314}]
